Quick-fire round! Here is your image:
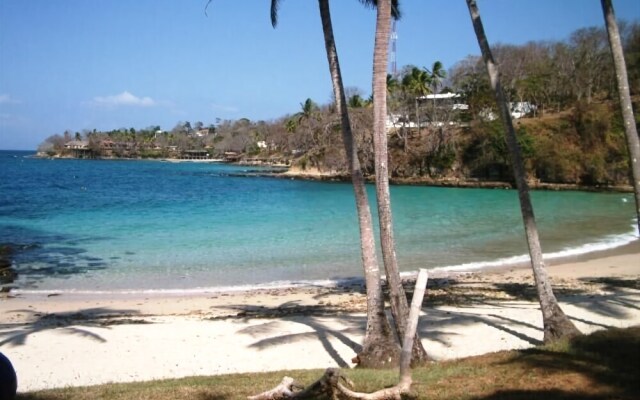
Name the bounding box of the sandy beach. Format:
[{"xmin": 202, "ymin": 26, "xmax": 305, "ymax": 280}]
[{"xmin": 1, "ymin": 242, "xmax": 638, "ymax": 393}]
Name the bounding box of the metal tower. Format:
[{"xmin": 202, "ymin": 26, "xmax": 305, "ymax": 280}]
[{"xmin": 390, "ymin": 20, "xmax": 397, "ymax": 75}]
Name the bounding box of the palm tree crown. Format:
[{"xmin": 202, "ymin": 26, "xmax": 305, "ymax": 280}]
[
  {"xmin": 402, "ymin": 66, "xmax": 431, "ymax": 98},
  {"xmin": 426, "ymin": 61, "xmax": 446, "ymax": 94}
]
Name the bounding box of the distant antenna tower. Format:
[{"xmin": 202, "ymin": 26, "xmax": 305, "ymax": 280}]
[{"xmin": 390, "ymin": 20, "xmax": 397, "ymax": 75}]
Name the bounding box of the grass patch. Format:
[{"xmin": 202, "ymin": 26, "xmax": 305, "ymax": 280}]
[{"xmin": 18, "ymin": 326, "xmax": 639, "ymax": 400}]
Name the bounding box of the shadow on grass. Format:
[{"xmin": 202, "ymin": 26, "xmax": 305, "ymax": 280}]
[
  {"xmin": 472, "ymin": 389, "xmax": 619, "ymax": 399},
  {"xmin": 196, "ymin": 395, "xmax": 231, "ymax": 400},
  {"xmin": 0, "ymin": 307, "xmax": 149, "ymax": 348},
  {"xmin": 16, "ymin": 390, "xmax": 232, "ymax": 400},
  {"xmin": 472, "ymin": 326, "xmax": 640, "ymax": 400}
]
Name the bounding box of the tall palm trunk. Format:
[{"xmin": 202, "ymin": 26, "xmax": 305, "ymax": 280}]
[
  {"xmin": 465, "ymin": 0, "xmax": 580, "ymax": 343},
  {"xmin": 318, "ymin": 0, "xmax": 399, "ymax": 368},
  {"xmin": 601, "ymin": 0, "xmax": 640, "ymax": 235},
  {"xmin": 372, "ymin": 0, "xmax": 428, "ymax": 364}
]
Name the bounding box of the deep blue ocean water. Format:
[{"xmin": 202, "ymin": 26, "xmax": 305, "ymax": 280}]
[{"xmin": 0, "ymin": 150, "xmax": 637, "ymax": 293}]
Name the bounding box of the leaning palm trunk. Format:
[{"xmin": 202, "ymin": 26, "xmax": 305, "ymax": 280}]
[
  {"xmin": 465, "ymin": 0, "xmax": 580, "ymax": 343},
  {"xmin": 318, "ymin": 0, "xmax": 399, "ymax": 367},
  {"xmin": 601, "ymin": 0, "xmax": 640, "ymax": 235},
  {"xmin": 371, "ymin": 0, "xmax": 428, "ymax": 364}
]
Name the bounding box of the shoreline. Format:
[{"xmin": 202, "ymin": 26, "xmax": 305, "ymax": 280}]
[
  {"xmin": 280, "ymin": 167, "xmax": 634, "ymax": 193},
  {"xmin": 6, "ymin": 236, "xmax": 638, "ymax": 298},
  {"xmin": 23, "ymin": 152, "xmax": 635, "ymax": 193},
  {"xmin": 1, "ymin": 243, "xmax": 638, "ymax": 392}
]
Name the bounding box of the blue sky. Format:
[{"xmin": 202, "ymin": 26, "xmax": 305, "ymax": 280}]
[{"xmin": 1, "ymin": 0, "xmax": 639, "ymax": 150}]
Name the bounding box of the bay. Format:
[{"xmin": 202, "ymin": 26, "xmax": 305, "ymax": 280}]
[{"xmin": 0, "ymin": 150, "xmax": 636, "ymax": 293}]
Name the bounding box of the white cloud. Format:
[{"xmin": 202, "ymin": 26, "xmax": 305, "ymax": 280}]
[
  {"xmin": 92, "ymin": 91, "xmax": 156, "ymax": 107},
  {"xmin": 0, "ymin": 94, "xmax": 21, "ymax": 104}
]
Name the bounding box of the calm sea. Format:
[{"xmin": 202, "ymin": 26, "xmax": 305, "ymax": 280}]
[{"xmin": 0, "ymin": 150, "xmax": 637, "ymax": 294}]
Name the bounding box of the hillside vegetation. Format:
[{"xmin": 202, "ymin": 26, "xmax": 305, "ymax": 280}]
[{"xmin": 37, "ymin": 21, "xmax": 640, "ymax": 188}]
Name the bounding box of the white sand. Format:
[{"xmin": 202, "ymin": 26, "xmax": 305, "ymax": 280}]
[{"xmin": 1, "ymin": 248, "xmax": 639, "ymax": 392}]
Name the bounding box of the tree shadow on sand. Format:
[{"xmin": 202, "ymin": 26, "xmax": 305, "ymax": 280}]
[
  {"xmin": 408, "ymin": 275, "xmax": 640, "ymax": 330},
  {"xmin": 211, "ymin": 274, "xmax": 639, "ymax": 368},
  {"xmin": 217, "ymin": 301, "xmax": 364, "ymax": 367},
  {"xmin": 0, "ymin": 307, "xmax": 150, "ymax": 348}
]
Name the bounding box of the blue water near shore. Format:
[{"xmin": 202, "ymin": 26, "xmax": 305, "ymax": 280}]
[{"xmin": 1, "ymin": 150, "xmax": 637, "ymax": 294}]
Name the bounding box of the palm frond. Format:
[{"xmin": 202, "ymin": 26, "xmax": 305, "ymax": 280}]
[
  {"xmin": 358, "ymin": 0, "xmax": 401, "ymax": 20},
  {"xmin": 271, "ymin": 0, "xmax": 281, "ymax": 28}
]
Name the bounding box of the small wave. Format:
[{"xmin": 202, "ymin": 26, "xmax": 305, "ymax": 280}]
[
  {"xmin": 429, "ymin": 225, "xmax": 638, "ymax": 274},
  {"xmin": 12, "ymin": 276, "xmax": 365, "ymax": 296}
]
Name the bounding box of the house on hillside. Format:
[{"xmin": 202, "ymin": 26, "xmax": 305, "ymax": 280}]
[
  {"xmin": 64, "ymin": 140, "xmax": 93, "ymax": 159},
  {"xmin": 223, "ymin": 151, "xmax": 241, "ymax": 162},
  {"xmin": 510, "ymin": 102, "xmax": 536, "ymax": 119},
  {"xmin": 181, "ymin": 150, "xmax": 209, "ymax": 160}
]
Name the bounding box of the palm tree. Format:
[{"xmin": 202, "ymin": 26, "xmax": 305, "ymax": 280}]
[
  {"xmin": 284, "ymin": 118, "xmax": 297, "ymax": 133},
  {"xmin": 368, "ymin": 0, "xmax": 428, "ymax": 364},
  {"xmin": 348, "ymin": 94, "xmax": 366, "ymax": 108},
  {"xmin": 402, "ymin": 66, "xmax": 431, "ymax": 130},
  {"xmin": 272, "ymin": 0, "xmax": 400, "ymax": 368},
  {"xmin": 425, "ymin": 61, "xmax": 446, "ymax": 124},
  {"xmin": 387, "ymin": 73, "xmax": 400, "ymax": 95},
  {"xmin": 426, "ymin": 61, "xmax": 446, "ymax": 94},
  {"xmin": 297, "ymin": 98, "xmax": 318, "ymax": 123},
  {"xmin": 601, "ymin": 0, "xmax": 640, "ymax": 235},
  {"xmin": 465, "ymin": 0, "xmax": 580, "ymax": 343},
  {"xmin": 386, "ymin": 73, "xmax": 401, "ymax": 118}
]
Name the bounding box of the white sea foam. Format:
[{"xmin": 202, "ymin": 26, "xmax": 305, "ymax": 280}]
[
  {"xmin": 428, "ymin": 225, "xmax": 639, "ymax": 275},
  {"xmin": 12, "ymin": 277, "xmax": 364, "ymax": 296}
]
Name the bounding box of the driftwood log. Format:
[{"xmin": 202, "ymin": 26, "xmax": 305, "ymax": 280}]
[{"xmin": 248, "ymin": 269, "xmax": 429, "ymax": 400}]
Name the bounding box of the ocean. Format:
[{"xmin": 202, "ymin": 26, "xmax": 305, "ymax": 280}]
[{"xmin": 1, "ymin": 150, "xmax": 637, "ymax": 294}]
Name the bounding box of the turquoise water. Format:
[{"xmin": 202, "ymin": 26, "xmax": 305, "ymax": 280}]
[{"xmin": 0, "ymin": 150, "xmax": 637, "ymax": 293}]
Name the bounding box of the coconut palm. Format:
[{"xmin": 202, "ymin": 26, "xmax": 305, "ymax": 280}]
[
  {"xmin": 297, "ymin": 98, "xmax": 318, "ymax": 123},
  {"xmin": 426, "ymin": 61, "xmax": 446, "ymax": 94},
  {"xmin": 348, "ymin": 94, "xmax": 366, "ymax": 108},
  {"xmin": 386, "ymin": 73, "xmax": 402, "ymax": 120},
  {"xmin": 284, "ymin": 118, "xmax": 297, "ymax": 133},
  {"xmin": 402, "ymin": 66, "xmax": 431, "ymax": 129},
  {"xmin": 601, "ymin": 0, "xmax": 640, "ymax": 235},
  {"xmin": 465, "ymin": 0, "xmax": 580, "ymax": 343},
  {"xmin": 272, "ymin": 0, "xmax": 400, "ymax": 368},
  {"xmin": 426, "ymin": 61, "xmax": 446, "ymax": 124},
  {"xmin": 387, "ymin": 73, "xmax": 400, "ymax": 95},
  {"xmin": 368, "ymin": 0, "xmax": 429, "ymax": 364}
]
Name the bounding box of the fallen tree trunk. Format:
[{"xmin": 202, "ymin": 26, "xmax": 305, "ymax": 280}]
[{"xmin": 248, "ymin": 269, "xmax": 429, "ymax": 400}]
